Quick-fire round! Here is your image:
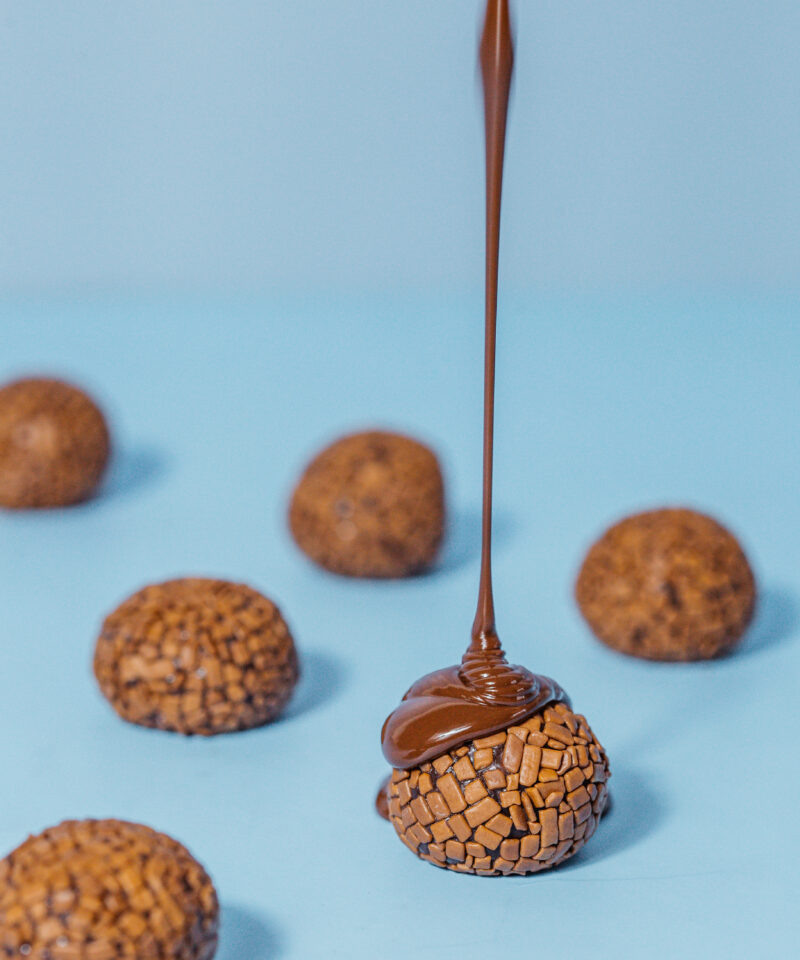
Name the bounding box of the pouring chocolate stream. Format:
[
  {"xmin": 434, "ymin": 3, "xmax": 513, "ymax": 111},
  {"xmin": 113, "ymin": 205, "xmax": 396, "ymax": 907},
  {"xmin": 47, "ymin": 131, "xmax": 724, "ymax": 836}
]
[{"xmin": 380, "ymin": 0, "xmax": 566, "ymax": 780}]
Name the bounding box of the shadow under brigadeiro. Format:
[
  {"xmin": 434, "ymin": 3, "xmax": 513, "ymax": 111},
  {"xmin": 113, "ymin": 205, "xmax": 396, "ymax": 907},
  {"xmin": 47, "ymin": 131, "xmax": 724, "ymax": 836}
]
[
  {"xmin": 556, "ymin": 764, "xmax": 666, "ymax": 871},
  {"xmin": 101, "ymin": 444, "xmax": 169, "ymax": 502},
  {"xmin": 219, "ymin": 904, "xmax": 285, "ymax": 959},
  {"xmin": 735, "ymin": 586, "xmax": 798, "ymax": 659},
  {"xmin": 282, "ymin": 648, "xmax": 347, "ymax": 721}
]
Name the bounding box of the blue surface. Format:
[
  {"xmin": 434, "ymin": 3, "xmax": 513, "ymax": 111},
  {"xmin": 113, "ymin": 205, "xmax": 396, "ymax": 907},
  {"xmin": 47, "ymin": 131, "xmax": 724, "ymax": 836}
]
[
  {"xmin": 0, "ymin": 295, "xmax": 798, "ymax": 957},
  {"xmin": 2, "ymin": 0, "xmax": 800, "ymax": 295}
]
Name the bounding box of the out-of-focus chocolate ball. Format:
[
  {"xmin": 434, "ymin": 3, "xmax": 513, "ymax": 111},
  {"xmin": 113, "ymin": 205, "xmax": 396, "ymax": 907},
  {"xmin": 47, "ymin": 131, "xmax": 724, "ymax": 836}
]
[
  {"xmin": 576, "ymin": 507, "xmax": 756, "ymax": 661},
  {"xmin": 289, "ymin": 430, "xmax": 445, "ymax": 578},
  {"xmin": 0, "ymin": 819, "xmax": 218, "ymax": 959},
  {"xmin": 0, "ymin": 377, "xmax": 111, "ymax": 508},
  {"xmin": 94, "ymin": 578, "xmax": 299, "ymax": 735},
  {"xmin": 386, "ymin": 701, "xmax": 609, "ymax": 876}
]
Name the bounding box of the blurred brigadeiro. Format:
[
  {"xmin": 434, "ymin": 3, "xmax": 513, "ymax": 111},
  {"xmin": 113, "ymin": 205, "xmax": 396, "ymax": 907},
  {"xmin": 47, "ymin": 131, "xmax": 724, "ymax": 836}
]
[
  {"xmin": 289, "ymin": 430, "xmax": 445, "ymax": 578},
  {"xmin": 0, "ymin": 819, "xmax": 218, "ymax": 959},
  {"xmin": 94, "ymin": 578, "xmax": 299, "ymax": 735},
  {"xmin": 0, "ymin": 376, "xmax": 111, "ymax": 508},
  {"xmin": 576, "ymin": 507, "xmax": 756, "ymax": 661}
]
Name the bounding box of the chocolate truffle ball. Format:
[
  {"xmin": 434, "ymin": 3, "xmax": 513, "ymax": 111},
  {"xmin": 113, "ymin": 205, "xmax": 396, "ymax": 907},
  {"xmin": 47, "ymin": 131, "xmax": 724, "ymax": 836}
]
[
  {"xmin": 576, "ymin": 507, "xmax": 756, "ymax": 661},
  {"xmin": 0, "ymin": 377, "xmax": 111, "ymax": 508},
  {"xmin": 289, "ymin": 430, "xmax": 445, "ymax": 578},
  {"xmin": 0, "ymin": 819, "xmax": 218, "ymax": 959},
  {"xmin": 387, "ymin": 701, "xmax": 609, "ymax": 876},
  {"xmin": 94, "ymin": 578, "xmax": 299, "ymax": 735}
]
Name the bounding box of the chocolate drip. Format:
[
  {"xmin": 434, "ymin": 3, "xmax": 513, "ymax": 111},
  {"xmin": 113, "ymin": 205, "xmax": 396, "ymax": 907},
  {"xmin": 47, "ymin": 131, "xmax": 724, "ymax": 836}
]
[
  {"xmin": 380, "ymin": 0, "xmax": 566, "ymax": 776},
  {"xmin": 459, "ymin": 638, "xmax": 541, "ymax": 707},
  {"xmin": 381, "ymin": 665, "xmax": 566, "ymax": 770},
  {"xmin": 471, "ymin": 0, "xmax": 513, "ymax": 651},
  {"xmin": 375, "ymin": 775, "xmax": 391, "ymax": 820}
]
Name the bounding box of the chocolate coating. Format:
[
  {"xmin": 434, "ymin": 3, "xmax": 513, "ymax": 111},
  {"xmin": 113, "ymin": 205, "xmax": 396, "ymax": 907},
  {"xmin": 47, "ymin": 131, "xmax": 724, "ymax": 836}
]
[
  {"xmin": 386, "ymin": 701, "xmax": 609, "ymax": 876},
  {"xmin": 0, "ymin": 819, "xmax": 218, "ymax": 959},
  {"xmin": 289, "ymin": 430, "xmax": 445, "ymax": 578},
  {"xmin": 0, "ymin": 377, "xmax": 110, "ymax": 508},
  {"xmin": 376, "ymin": 778, "xmax": 391, "ymax": 820},
  {"xmin": 382, "ymin": 650, "xmax": 566, "ymax": 769},
  {"xmin": 94, "ymin": 578, "xmax": 299, "ymax": 735},
  {"xmin": 576, "ymin": 507, "xmax": 757, "ymax": 661}
]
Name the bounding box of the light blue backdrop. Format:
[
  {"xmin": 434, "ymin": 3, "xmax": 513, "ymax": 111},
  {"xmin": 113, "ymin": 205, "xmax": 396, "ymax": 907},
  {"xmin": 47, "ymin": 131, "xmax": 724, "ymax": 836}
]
[
  {"xmin": 1, "ymin": 0, "xmax": 799, "ymax": 295},
  {"xmin": 0, "ymin": 295, "xmax": 798, "ymax": 958},
  {"xmin": 1, "ymin": 1, "xmax": 799, "ymax": 958}
]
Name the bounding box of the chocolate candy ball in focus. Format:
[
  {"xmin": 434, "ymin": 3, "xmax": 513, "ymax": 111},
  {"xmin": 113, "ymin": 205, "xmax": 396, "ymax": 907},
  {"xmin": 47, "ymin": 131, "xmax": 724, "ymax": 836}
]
[
  {"xmin": 94, "ymin": 578, "xmax": 299, "ymax": 734},
  {"xmin": 0, "ymin": 377, "xmax": 110, "ymax": 508},
  {"xmin": 0, "ymin": 819, "xmax": 218, "ymax": 959},
  {"xmin": 576, "ymin": 507, "xmax": 756, "ymax": 661},
  {"xmin": 289, "ymin": 430, "xmax": 445, "ymax": 578},
  {"xmin": 385, "ymin": 699, "xmax": 609, "ymax": 876}
]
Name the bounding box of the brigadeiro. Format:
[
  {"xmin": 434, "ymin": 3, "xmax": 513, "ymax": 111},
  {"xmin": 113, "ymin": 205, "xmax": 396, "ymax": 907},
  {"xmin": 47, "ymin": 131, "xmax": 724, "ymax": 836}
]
[
  {"xmin": 0, "ymin": 376, "xmax": 111, "ymax": 508},
  {"xmin": 576, "ymin": 507, "xmax": 757, "ymax": 661},
  {"xmin": 288, "ymin": 430, "xmax": 445, "ymax": 578},
  {"xmin": 382, "ymin": 670, "xmax": 610, "ymax": 876},
  {"xmin": 94, "ymin": 578, "xmax": 299, "ymax": 735},
  {"xmin": 0, "ymin": 819, "xmax": 218, "ymax": 959}
]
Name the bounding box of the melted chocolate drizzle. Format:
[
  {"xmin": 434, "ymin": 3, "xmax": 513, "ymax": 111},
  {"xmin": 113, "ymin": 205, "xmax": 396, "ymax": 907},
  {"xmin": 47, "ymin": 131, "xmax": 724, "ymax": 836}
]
[
  {"xmin": 381, "ymin": 664, "xmax": 566, "ymax": 770},
  {"xmin": 379, "ymin": 0, "xmax": 566, "ymax": 794}
]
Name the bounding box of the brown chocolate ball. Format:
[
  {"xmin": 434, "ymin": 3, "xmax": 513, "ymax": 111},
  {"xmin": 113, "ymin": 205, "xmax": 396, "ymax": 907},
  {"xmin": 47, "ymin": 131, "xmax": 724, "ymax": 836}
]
[
  {"xmin": 0, "ymin": 819, "xmax": 218, "ymax": 959},
  {"xmin": 576, "ymin": 507, "xmax": 756, "ymax": 661},
  {"xmin": 289, "ymin": 430, "xmax": 445, "ymax": 578},
  {"xmin": 387, "ymin": 701, "xmax": 609, "ymax": 876},
  {"xmin": 0, "ymin": 377, "xmax": 111, "ymax": 508},
  {"xmin": 94, "ymin": 578, "xmax": 299, "ymax": 735}
]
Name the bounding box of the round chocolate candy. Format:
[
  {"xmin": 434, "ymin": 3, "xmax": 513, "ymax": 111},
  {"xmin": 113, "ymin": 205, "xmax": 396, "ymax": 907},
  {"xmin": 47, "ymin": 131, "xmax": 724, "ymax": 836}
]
[
  {"xmin": 386, "ymin": 700, "xmax": 609, "ymax": 876},
  {"xmin": 0, "ymin": 376, "xmax": 111, "ymax": 508},
  {"xmin": 94, "ymin": 578, "xmax": 299, "ymax": 735},
  {"xmin": 289, "ymin": 430, "xmax": 445, "ymax": 578},
  {"xmin": 0, "ymin": 819, "xmax": 218, "ymax": 959},
  {"xmin": 576, "ymin": 507, "xmax": 756, "ymax": 661}
]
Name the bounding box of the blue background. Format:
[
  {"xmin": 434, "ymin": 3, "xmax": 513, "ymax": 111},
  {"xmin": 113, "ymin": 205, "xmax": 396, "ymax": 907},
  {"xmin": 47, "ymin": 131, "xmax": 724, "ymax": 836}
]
[
  {"xmin": 1, "ymin": 0, "xmax": 799, "ymax": 296},
  {"xmin": 1, "ymin": 1, "xmax": 799, "ymax": 958},
  {"xmin": 1, "ymin": 297, "xmax": 798, "ymax": 957}
]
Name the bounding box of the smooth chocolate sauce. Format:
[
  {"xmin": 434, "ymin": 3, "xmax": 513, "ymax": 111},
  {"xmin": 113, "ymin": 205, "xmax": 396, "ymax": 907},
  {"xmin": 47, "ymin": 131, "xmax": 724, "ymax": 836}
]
[{"xmin": 379, "ymin": 0, "xmax": 566, "ymax": 801}]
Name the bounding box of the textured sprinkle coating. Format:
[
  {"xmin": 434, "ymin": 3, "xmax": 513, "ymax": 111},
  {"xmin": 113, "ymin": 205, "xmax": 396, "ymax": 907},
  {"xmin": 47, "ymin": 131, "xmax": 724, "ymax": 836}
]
[
  {"xmin": 387, "ymin": 701, "xmax": 609, "ymax": 876},
  {"xmin": 289, "ymin": 430, "xmax": 445, "ymax": 578},
  {"xmin": 0, "ymin": 819, "xmax": 218, "ymax": 959},
  {"xmin": 0, "ymin": 377, "xmax": 110, "ymax": 508},
  {"xmin": 94, "ymin": 578, "xmax": 299, "ymax": 735},
  {"xmin": 576, "ymin": 507, "xmax": 756, "ymax": 661}
]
